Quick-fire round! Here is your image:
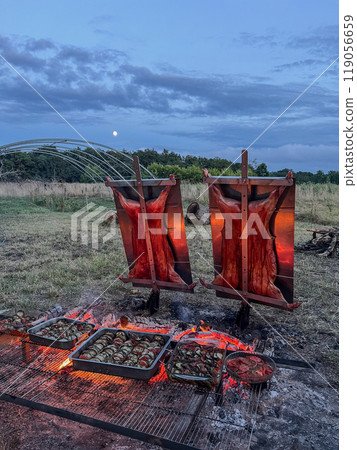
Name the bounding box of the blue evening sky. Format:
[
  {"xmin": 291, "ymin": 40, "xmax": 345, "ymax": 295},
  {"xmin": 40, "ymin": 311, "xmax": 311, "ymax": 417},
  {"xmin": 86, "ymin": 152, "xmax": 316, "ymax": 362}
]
[{"xmin": 0, "ymin": 1, "xmax": 338, "ymax": 172}]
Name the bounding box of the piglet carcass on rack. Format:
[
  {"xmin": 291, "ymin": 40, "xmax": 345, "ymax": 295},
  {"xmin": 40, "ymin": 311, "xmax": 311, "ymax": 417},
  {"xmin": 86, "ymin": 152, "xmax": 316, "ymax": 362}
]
[
  {"xmin": 106, "ymin": 157, "xmax": 195, "ymax": 313},
  {"xmin": 106, "ymin": 151, "xmax": 300, "ymax": 325},
  {"xmin": 200, "ymin": 150, "xmax": 300, "ymax": 326}
]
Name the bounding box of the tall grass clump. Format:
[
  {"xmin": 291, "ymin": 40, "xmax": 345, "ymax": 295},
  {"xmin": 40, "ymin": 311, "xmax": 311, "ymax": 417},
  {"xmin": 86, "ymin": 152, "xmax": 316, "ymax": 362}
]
[
  {"xmin": 31, "ymin": 195, "xmax": 115, "ymax": 212},
  {"xmin": 181, "ymin": 182, "xmax": 338, "ymax": 226},
  {"xmin": 0, "ymin": 181, "xmax": 110, "ymax": 198},
  {"xmin": 180, "ymin": 182, "xmax": 209, "ymax": 205},
  {"xmin": 296, "ymin": 183, "xmax": 338, "ymax": 226}
]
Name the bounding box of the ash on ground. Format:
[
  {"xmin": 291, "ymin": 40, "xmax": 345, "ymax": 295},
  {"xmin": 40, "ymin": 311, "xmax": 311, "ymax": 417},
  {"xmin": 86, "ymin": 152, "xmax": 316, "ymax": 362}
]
[{"xmin": 252, "ymin": 368, "xmax": 338, "ymax": 450}]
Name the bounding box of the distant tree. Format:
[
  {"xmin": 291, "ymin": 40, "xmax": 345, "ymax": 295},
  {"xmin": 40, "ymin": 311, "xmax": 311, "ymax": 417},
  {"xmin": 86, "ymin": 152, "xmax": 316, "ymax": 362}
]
[
  {"xmin": 294, "ymin": 171, "xmax": 315, "ymax": 183},
  {"xmin": 183, "ymin": 165, "xmax": 204, "ymax": 183},
  {"xmin": 0, "ymin": 160, "xmax": 18, "ymax": 180},
  {"xmin": 0, "ymin": 147, "xmax": 339, "ymax": 185},
  {"xmin": 313, "ymin": 170, "xmax": 328, "ymax": 184},
  {"xmin": 269, "ymin": 168, "xmax": 292, "ymax": 178},
  {"xmin": 183, "ymin": 155, "xmax": 199, "ymax": 167},
  {"xmin": 79, "ymin": 165, "xmax": 104, "ymax": 183},
  {"xmin": 208, "ymin": 167, "xmax": 239, "ymax": 177},
  {"xmin": 255, "ymin": 163, "xmax": 269, "ymax": 177},
  {"xmin": 327, "ymin": 170, "xmax": 339, "ymax": 184},
  {"xmin": 147, "ymin": 163, "xmax": 166, "ymax": 178}
]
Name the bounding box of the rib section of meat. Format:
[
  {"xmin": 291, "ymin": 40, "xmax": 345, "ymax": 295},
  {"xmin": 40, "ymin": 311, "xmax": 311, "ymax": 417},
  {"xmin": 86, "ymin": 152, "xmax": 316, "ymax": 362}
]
[
  {"xmin": 209, "ymin": 172, "xmax": 292, "ymax": 300},
  {"xmin": 111, "ymin": 185, "xmax": 185, "ymax": 284}
]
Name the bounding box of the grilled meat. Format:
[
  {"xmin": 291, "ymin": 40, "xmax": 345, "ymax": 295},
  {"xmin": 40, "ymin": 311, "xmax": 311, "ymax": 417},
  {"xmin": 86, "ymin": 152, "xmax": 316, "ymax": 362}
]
[
  {"xmin": 226, "ymin": 354, "xmax": 274, "ymax": 379},
  {"xmin": 210, "ymin": 171, "xmax": 292, "ymax": 299},
  {"xmin": 112, "ymin": 186, "xmax": 185, "ymax": 284}
]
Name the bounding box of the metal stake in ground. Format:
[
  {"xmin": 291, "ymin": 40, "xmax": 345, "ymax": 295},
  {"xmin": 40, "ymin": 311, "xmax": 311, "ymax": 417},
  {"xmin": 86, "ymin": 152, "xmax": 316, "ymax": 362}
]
[
  {"xmin": 237, "ymin": 149, "xmax": 250, "ymax": 330},
  {"xmin": 133, "ymin": 156, "xmax": 160, "ymax": 313}
]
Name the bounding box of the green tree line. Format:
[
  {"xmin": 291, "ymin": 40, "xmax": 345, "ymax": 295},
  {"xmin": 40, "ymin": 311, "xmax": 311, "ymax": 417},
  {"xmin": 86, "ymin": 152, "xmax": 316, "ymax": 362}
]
[{"xmin": 0, "ymin": 147, "xmax": 339, "ymax": 184}]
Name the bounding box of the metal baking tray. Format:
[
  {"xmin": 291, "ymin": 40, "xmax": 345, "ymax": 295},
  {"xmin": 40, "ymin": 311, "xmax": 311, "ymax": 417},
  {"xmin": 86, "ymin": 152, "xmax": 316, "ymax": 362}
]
[
  {"xmin": 69, "ymin": 328, "xmax": 172, "ymax": 380},
  {"xmin": 165, "ymin": 337, "xmax": 227, "ymax": 388},
  {"xmin": 28, "ymin": 317, "xmax": 95, "ymax": 350},
  {"xmin": 0, "ymin": 310, "xmax": 38, "ymax": 337}
]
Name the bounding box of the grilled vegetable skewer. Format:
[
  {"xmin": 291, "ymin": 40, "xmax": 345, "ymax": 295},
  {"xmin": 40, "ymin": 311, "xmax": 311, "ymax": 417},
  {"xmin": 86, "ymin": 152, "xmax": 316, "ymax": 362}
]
[{"xmin": 79, "ymin": 330, "xmax": 166, "ymax": 369}]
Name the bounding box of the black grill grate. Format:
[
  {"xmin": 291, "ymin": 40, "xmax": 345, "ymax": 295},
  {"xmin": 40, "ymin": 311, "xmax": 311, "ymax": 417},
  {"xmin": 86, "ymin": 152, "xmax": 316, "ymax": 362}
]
[{"xmin": 0, "ymin": 337, "xmax": 261, "ymax": 450}]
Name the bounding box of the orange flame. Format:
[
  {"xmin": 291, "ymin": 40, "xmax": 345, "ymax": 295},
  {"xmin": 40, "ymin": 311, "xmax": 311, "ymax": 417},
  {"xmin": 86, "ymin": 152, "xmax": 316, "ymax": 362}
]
[
  {"xmin": 59, "ymin": 358, "xmax": 72, "ymax": 370},
  {"xmin": 173, "ymin": 329, "xmax": 253, "ymax": 352},
  {"xmin": 83, "ymin": 310, "xmax": 100, "ymax": 328},
  {"xmin": 65, "ymin": 307, "xmax": 81, "ymax": 319},
  {"xmin": 64, "ymin": 308, "xmax": 100, "ymax": 329},
  {"xmin": 149, "ymin": 363, "xmax": 167, "ymax": 383},
  {"xmin": 223, "ymin": 377, "xmax": 249, "ymax": 397},
  {"xmin": 113, "ymin": 318, "xmax": 171, "ymax": 334},
  {"xmin": 66, "ymin": 312, "xmax": 80, "ymax": 319},
  {"xmin": 174, "ymin": 327, "xmax": 196, "ymax": 340}
]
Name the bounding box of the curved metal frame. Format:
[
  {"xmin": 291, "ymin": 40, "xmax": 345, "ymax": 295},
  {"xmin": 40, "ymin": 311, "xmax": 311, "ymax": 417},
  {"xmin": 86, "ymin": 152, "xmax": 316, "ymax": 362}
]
[
  {"xmin": 0, "ymin": 139, "xmax": 155, "ymax": 181},
  {"xmin": 1, "ymin": 148, "xmax": 102, "ymax": 184}
]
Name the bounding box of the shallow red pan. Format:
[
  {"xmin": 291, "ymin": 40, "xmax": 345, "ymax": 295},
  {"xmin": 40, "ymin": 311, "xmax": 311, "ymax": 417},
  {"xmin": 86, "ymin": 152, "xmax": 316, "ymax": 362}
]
[{"xmin": 225, "ymin": 351, "xmax": 276, "ymax": 384}]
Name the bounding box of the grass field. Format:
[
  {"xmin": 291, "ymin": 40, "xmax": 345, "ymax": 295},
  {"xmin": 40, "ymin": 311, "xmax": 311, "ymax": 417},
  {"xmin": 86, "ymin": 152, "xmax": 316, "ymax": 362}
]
[
  {"xmin": 0, "ymin": 181, "xmax": 339, "ymax": 225},
  {"xmin": 0, "ymin": 182, "xmax": 339, "ymax": 385}
]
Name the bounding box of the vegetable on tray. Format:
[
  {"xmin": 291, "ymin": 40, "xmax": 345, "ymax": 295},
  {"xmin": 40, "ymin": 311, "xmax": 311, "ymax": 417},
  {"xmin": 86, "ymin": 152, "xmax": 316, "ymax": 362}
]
[
  {"xmin": 79, "ymin": 330, "xmax": 166, "ymax": 369},
  {"xmin": 0, "ymin": 310, "xmax": 36, "ymax": 335},
  {"xmin": 166, "ymin": 338, "xmax": 226, "ymax": 387},
  {"xmin": 33, "ymin": 319, "xmax": 94, "ymax": 342}
]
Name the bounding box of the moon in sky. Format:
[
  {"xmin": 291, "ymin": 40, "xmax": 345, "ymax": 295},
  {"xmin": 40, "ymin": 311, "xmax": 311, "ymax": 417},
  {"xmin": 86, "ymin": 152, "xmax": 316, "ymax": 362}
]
[{"xmin": 112, "ymin": 131, "xmax": 118, "ymax": 136}]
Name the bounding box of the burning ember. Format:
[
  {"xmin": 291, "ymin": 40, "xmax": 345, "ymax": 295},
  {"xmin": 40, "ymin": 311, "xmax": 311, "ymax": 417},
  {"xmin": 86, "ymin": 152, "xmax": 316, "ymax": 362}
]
[
  {"xmin": 64, "ymin": 309, "xmax": 254, "ymax": 357},
  {"xmin": 223, "ymin": 377, "xmax": 250, "ymax": 397},
  {"xmin": 115, "ymin": 315, "xmax": 172, "ymax": 334},
  {"xmin": 59, "ymin": 358, "xmax": 72, "ymax": 370},
  {"xmin": 148, "ymin": 363, "xmax": 167, "ymax": 383},
  {"xmin": 4, "ymin": 307, "xmax": 254, "ymax": 388},
  {"xmin": 65, "ymin": 308, "xmax": 100, "ymax": 329},
  {"xmin": 173, "ymin": 328, "xmax": 253, "ymax": 352}
]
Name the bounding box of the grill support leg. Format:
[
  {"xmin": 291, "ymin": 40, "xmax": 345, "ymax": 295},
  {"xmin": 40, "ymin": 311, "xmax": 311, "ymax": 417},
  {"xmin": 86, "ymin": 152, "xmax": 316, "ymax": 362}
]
[
  {"xmin": 214, "ymin": 377, "xmax": 224, "ymax": 407},
  {"xmin": 236, "ymin": 303, "xmax": 250, "ymax": 330},
  {"xmin": 148, "ymin": 289, "xmax": 160, "ymax": 315},
  {"xmin": 21, "ymin": 340, "xmax": 30, "ymax": 364}
]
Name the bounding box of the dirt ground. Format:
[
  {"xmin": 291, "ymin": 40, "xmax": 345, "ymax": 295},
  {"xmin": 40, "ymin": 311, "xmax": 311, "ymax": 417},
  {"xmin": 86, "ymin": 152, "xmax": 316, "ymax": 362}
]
[{"xmin": 0, "ymin": 402, "xmax": 161, "ymax": 450}]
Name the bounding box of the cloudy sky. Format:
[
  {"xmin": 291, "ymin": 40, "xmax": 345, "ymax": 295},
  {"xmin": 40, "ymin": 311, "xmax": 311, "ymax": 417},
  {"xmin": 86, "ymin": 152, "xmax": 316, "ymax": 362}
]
[{"xmin": 0, "ymin": 1, "xmax": 338, "ymax": 172}]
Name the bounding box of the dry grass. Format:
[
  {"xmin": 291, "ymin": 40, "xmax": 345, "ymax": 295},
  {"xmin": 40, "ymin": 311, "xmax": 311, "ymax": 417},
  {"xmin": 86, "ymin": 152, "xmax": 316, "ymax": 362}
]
[
  {"xmin": 295, "ymin": 183, "xmax": 338, "ymax": 226},
  {"xmin": 180, "ymin": 182, "xmax": 209, "ymax": 204},
  {"xmin": 0, "ymin": 183, "xmax": 338, "ymax": 314},
  {"xmin": 0, "ymin": 211, "xmax": 126, "ymax": 310},
  {"xmin": 0, "ymin": 181, "xmax": 338, "ymax": 226},
  {"xmin": 0, "ymin": 181, "xmax": 110, "ymax": 198},
  {"xmin": 181, "ymin": 181, "xmax": 339, "ymax": 226}
]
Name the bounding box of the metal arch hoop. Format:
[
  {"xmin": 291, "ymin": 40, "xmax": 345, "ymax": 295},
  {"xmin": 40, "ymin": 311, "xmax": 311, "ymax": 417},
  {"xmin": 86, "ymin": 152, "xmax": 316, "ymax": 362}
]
[
  {"xmin": 0, "ymin": 139, "xmax": 155, "ymax": 180},
  {"xmin": 1, "ymin": 148, "xmax": 104, "ymax": 184}
]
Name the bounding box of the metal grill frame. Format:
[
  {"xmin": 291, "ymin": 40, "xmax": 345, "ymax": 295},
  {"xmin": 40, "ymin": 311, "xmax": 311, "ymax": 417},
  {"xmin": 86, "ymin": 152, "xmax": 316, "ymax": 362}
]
[
  {"xmin": 0, "ymin": 337, "xmax": 262, "ymax": 450},
  {"xmin": 200, "ymin": 150, "xmax": 297, "ymax": 311}
]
